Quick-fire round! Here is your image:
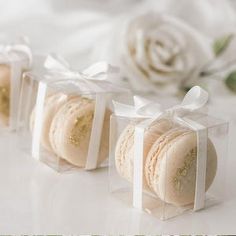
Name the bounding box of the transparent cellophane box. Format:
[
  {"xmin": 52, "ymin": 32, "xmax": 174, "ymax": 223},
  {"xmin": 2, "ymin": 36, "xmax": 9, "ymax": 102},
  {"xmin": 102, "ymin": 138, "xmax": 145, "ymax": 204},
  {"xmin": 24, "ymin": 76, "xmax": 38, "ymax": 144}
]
[
  {"xmin": 109, "ymin": 112, "xmax": 228, "ymax": 220},
  {"xmin": 17, "ymin": 72, "xmax": 130, "ymax": 172},
  {"xmin": 0, "ymin": 55, "xmax": 30, "ymax": 130}
]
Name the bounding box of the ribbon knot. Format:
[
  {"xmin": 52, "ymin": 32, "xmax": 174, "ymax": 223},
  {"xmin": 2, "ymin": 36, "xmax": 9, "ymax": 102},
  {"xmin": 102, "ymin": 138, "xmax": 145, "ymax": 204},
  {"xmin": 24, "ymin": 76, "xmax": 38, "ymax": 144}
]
[{"xmin": 0, "ymin": 38, "xmax": 32, "ymax": 68}]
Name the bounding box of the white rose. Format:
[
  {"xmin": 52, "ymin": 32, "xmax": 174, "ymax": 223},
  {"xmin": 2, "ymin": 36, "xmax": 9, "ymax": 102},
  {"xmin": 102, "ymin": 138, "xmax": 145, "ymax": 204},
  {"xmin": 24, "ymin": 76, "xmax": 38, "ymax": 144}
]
[{"xmin": 118, "ymin": 12, "xmax": 213, "ymax": 93}]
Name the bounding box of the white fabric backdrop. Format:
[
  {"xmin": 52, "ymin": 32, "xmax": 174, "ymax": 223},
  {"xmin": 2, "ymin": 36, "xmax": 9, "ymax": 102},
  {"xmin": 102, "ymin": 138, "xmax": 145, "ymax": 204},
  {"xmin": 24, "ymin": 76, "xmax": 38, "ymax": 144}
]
[
  {"xmin": 0, "ymin": 0, "xmax": 236, "ymax": 120},
  {"xmin": 1, "ymin": 0, "xmax": 236, "ymax": 65},
  {"xmin": 1, "ymin": 0, "xmax": 236, "ymax": 114}
]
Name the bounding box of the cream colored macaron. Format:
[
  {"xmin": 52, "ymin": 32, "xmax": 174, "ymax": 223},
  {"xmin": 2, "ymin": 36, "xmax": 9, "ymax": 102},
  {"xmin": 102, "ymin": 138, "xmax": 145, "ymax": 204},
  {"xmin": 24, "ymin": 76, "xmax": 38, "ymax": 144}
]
[
  {"xmin": 115, "ymin": 118, "xmax": 173, "ymax": 189},
  {"xmin": 0, "ymin": 64, "xmax": 11, "ymax": 126},
  {"xmin": 49, "ymin": 96, "xmax": 111, "ymax": 168},
  {"xmin": 30, "ymin": 93, "xmax": 69, "ymax": 152},
  {"xmin": 145, "ymin": 127, "xmax": 217, "ymax": 206}
]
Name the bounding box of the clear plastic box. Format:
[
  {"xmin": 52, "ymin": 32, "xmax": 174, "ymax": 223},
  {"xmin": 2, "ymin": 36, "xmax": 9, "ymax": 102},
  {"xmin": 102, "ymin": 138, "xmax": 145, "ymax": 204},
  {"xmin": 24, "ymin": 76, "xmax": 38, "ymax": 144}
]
[
  {"xmin": 0, "ymin": 41, "xmax": 31, "ymax": 130},
  {"xmin": 109, "ymin": 103, "xmax": 228, "ymax": 220},
  {"xmin": 17, "ymin": 59, "xmax": 130, "ymax": 172}
]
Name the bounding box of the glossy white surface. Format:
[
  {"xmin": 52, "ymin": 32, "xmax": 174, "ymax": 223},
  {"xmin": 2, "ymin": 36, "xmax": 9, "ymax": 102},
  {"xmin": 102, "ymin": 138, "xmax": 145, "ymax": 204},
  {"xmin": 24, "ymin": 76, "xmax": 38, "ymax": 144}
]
[{"xmin": 0, "ymin": 120, "xmax": 236, "ymax": 234}]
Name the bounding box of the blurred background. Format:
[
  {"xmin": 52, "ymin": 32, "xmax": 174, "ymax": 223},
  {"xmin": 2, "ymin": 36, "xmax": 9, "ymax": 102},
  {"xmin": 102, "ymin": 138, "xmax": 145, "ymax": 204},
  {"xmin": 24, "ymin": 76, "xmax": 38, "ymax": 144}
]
[
  {"xmin": 1, "ymin": 0, "xmax": 236, "ymax": 117},
  {"xmin": 0, "ymin": 1, "xmax": 235, "ymax": 58},
  {"xmin": 0, "ymin": 0, "xmax": 236, "ymax": 125}
]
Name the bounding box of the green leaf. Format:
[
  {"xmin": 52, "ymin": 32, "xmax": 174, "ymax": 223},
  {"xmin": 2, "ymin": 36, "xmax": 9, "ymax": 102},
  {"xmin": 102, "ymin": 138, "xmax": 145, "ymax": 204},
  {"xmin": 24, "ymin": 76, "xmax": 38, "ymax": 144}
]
[
  {"xmin": 213, "ymin": 34, "xmax": 234, "ymax": 56},
  {"xmin": 225, "ymin": 71, "xmax": 236, "ymax": 93}
]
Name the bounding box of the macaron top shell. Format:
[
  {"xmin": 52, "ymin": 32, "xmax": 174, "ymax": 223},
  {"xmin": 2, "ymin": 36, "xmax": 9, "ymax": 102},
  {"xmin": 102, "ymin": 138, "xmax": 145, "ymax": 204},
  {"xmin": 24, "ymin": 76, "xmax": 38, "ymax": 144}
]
[{"xmin": 147, "ymin": 128, "xmax": 217, "ymax": 206}]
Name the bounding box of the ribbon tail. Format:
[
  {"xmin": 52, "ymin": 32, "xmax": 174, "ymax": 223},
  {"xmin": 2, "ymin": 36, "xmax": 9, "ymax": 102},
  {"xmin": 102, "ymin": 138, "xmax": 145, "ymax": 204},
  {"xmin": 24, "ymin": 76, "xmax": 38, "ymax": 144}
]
[
  {"xmin": 112, "ymin": 101, "xmax": 139, "ymax": 118},
  {"xmin": 44, "ymin": 54, "xmax": 70, "ymax": 72},
  {"xmin": 181, "ymin": 86, "xmax": 209, "ymax": 111},
  {"xmin": 83, "ymin": 61, "xmax": 119, "ymax": 80}
]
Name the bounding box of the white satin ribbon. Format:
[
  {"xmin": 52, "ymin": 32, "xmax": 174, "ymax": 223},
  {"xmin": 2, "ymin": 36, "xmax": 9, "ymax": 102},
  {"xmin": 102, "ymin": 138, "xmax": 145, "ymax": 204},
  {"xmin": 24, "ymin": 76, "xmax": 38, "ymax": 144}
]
[
  {"xmin": 32, "ymin": 55, "xmax": 119, "ymax": 170},
  {"xmin": 113, "ymin": 86, "xmax": 208, "ymax": 211}
]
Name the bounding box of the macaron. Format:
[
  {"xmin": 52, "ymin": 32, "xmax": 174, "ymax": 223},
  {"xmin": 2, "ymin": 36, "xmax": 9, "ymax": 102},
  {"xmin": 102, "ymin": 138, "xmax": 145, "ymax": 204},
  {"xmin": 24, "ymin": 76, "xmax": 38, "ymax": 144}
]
[
  {"xmin": 145, "ymin": 127, "xmax": 217, "ymax": 206},
  {"xmin": 49, "ymin": 96, "xmax": 111, "ymax": 168},
  {"xmin": 0, "ymin": 64, "xmax": 11, "ymax": 126},
  {"xmin": 30, "ymin": 93, "xmax": 69, "ymax": 152},
  {"xmin": 115, "ymin": 119, "xmax": 217, "ymax": 207},
  {"xmin": 115, "ymin": 118, "xmax": 173, "ymax": 189}
]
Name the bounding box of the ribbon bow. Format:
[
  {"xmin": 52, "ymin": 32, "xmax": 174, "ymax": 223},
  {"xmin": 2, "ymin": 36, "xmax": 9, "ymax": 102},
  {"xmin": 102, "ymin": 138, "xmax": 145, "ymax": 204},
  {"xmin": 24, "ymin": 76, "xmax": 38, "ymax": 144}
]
[
  {"xmin": 113, "ymin": 86, "xmax": 208, "ymax": 118},
  {"xmin": 44, "ymin": 54, "xmax": 119, "ymax": 89},
  {"xmin": 0, "ymin": 38, "xmax": 32, "ymax": 67}
]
